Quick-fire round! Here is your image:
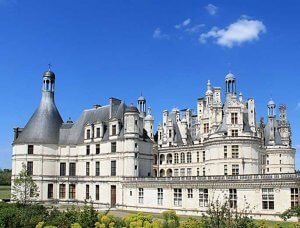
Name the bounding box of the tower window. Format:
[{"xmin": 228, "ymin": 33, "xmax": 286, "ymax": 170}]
[
  {"xmin": 204, "ymin": 123, "xmax": 209, "ymax": 134},
  {"xmin": 224, "ymin": 165, "xmax": 228, "ymax": 175},
  {"xmin": 232, "ymin": 164, "xmax": 239, "ymax": 175},
  {"xmin": 86, "ymin": 162, "xmax": 90, "ymax": 176},
  {"xmin": 96, "ymin": 144, "xmax": 100, "ymax": 154},
  {"xmin": 111, "ymin": 160, "xmax": 116, "ymax": 176},
  {"xmin": 96, "ymin": 162, "xmax": 100, "ymax": 176},
  {"xmin": 86, "ymin": 185, "xmax": 90, "ymax": 200},
  {"xmin": 69, "ymin": 162, "xmax": 76, "ymax": 176},
  {"xmin": 96, "ymin": 185, "xmax": 100, "ymax": 200},
  {"xmin": 96, "ymin": 128, "xmax": 100, "ymax": 138},
  {"xmin": 60, "ymin": 163, "xmax": 66, "ymax": 176},
  {"xmin": 232, "ymin": 145, "xmax": 239, "ymax": 158},
  {"xmin": 27, "ymin": 161, "xmax": 33, "ymax": 175},
  {"xmin": 224, "ymin": 146, "xmax": 228, "ymax": 158},
  {"xmin": 86, "ymin": 145, "xmax": 90, "ymax": 155}
]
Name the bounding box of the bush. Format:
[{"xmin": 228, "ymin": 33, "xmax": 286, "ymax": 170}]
[{"xmin": 162, "ymin": 210, "xmax": 179, "ymax": 228}]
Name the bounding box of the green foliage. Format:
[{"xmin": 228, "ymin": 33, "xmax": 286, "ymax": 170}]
[
  {"xmin": 179, "ymin": 218, "xmax": 204, "ymax": 228},
  {"xmin": 123, "ymin": 212, "xmax": 153, "ymax": 228},
  {"xmin": 11, "ymin": 163, "xmax": 39, "ymax": 204},
  {"xmin": 0, "ymin": 169, "xmax": 11, "ymax": 186},
  {"xmin": 162, "ymin": 210, "xmax": 179, "ymax": 228},
  {"xmin": 71, "ymin": 223, "xmax": 82, "ymax": 228},
  {"xmin": 281, "ymin": 205, "xmax": 300, "ymax": 221}
]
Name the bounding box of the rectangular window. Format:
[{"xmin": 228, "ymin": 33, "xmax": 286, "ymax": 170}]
[
  {"xmin": 157, "ymin": 188, "xmax": 163, "ymax": 205},
  {"xmin": 174, "ymin": 169, "xmax": 179, "ymax": 177},
  {"xmin": 262, "ymin": 188, "xmax": 274, "ymax": 210},
  {"xmin": 224, "ymin": 146, "xmax": 227, "ymax": 158},
  {"xmin": 203, "ymin": 167, "xmax": 206, "ymax": 176},
  {"xmin": 224, "ymin": 165, "xmax": 228, "ymax": 176},
  {"xmin": 69, "ymin": 163, "xmax": 76, "ymax": 176},
  {"xmin": 197, "ymin": 152, "xmax": 200, "ymax": 162},
  {"xmin": 232, "ymin": 130, "xmax": 238, "ymax": 137},
  {"xmin": 199, "ymin": 189, "xmax": 208, "ymax": 207},
  {"xmin": 86, "ymin": 129, "xmax": 91, "ymax": 139},
  {"xmin": 96, "ymin": 127, "xmax": 100, "ymax": 138},
  {"xmin": 28, "ymin": 145, "xmax": 34, "ymax": 154},
  {"xmin": 112, "ymin": 125, "xmax": 117, "ymax": 135},
  {"xmin": 180, "ymin": 168, "xmax": 185, "ymax": 176},
  {"xmin": 187, "ymin": 168, "xmax": 192, "ymax": 176},
  {"xmin": 174, "ymin": 188, "xmax": 182, "ymax": 206},
  {"xmin": 139, "ymin": 188, "xmax": 144, "ymax": 204},
  {"xmin": 60, "ymin": 163, "xmax": 66, "ymax": 176},
  {"xmin": 231, "ymin": 113, "xmax": 238, "ymax": 124},
  {"xmin": 111, "ymin": 160, "xmax": 116, "ymax": 176},
  {"xmin": 188, "ymin": 189, "xmax": 193, "ymax": 198},
  {"xmin": 96, "ymin": 185, "xmax": 100, "ymax": 201},
  {"xmin": 111, "ymin": 142, "xmax": 117, "ymax": 153},
  {"xmin": 174, "ymin": 154, "xmax": 179, "ymax": 164},
  {"xmin": 169, "ymin": 129, "xmax": 172, "ymax": 138},
  {"xmin": 204, "ymin": 123, "xmax": 209, "ymax": 134},
  {"xmin": 59, "ymin": 184, "xmax": 66, "ymax": 199},
  {"xmin": 187, "ymin": 152, "xmax": 192, "ymax": 163},
  {"xmin": 86, "ymin": 162, "xmax": 90, "ymax": 176},
  {"xmin": 229, "ymin": 189, "xmax": 237, "ymax": 209},
  {"xmin": 86, "ymin": 145, "xmax": 90, "ymax": 155},
  {"xmin": 27, "ymin": 161, "xmax": 33, "ymax": 175},
  {"xmin": 197, "ymin": 168, "xmax": 200, "ymax": 176},
  {"xmin": 96, "ymin": 161, "xmax": 100, "ymax": 176},
  {"xmin": 48, "ymin": 184, "xmax": 53, "ymax": 199},
  {"xmin": 86, "ymin": 185, "xmax": 90, "ymax": 200},
  {"xmin": 232, "ymin": 145, "xmax": 239, "ymax": 158},
  {"xmin": 232, "ymin": 164, "xmax": 239, "ymax": 175},
  {"xmin": 203, "ymin": 151, "xmax": 205, "ymax": 162},
  {"xmin": 69, "ymin": 184, "xmax": 76, "ymax": 199},
  {"xmin": 291, "ymin": 188, "xmax": 299, "ymax": 208},
  {"xmin": 96, "ymin": 144, "xmax": 100, "ymax": 154}
]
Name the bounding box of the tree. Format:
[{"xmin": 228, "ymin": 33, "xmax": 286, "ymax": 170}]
[{"xmin": 11, "ymin": 163, "xmax": 39, "ymax": 204}]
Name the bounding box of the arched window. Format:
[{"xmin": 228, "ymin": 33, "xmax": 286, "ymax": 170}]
[
  {"xmin": 187, "ymin": 152, "xmax": 192, "ymax": 163},
  {"xmin": 180, "ymin": 152, "xmax": 185, "ymax": 163},
  {"xmin": 167, "ymin": 154, "xmax": 172, "ymax": 164},
  {"xmin": 174, "ymin": 153, "xmax": 179, "ymax": 164}
]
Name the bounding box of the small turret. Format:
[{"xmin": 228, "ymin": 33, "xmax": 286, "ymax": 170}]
[
  {"xmin": 137, "ymin": 94, "xmax": 146, "ymax": 117},
  {"xmin": 124, "ymin": 104, "xmax": 140, "ymax": 137},
  {"xmin": 225, "ymin": 72, "xmax": 236, "ymax": 94},
  {"xmin": 145, "ymin": 107, "xmax": 154, "ymax": 140}
]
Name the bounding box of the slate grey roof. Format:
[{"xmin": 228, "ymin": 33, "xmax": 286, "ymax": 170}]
[
  {"xmin": 43, "ymin": 70, "xmax": 55, "ymax": 79},
  {"xmin": 14, "ymin": 92, "xmax": 63, "ymax": 144}
]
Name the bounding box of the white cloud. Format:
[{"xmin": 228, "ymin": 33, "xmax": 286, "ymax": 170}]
[
  {"xmin": 153, "ymin": 28, "xmax": 169, "ymax": 39},
  {"xmin": 199, "ymin": 18, "xmax": 266, "ymax": 47},
  {"xmin": 175, "ymin": 18, "xmax": 191, "ymax": 29},
  {"xmin": 185, "ymin": 24, "xmax": 205, "ymax": 33},
  {"xmin": 205, "ymin": 4, "xmax": 218, "ymax": 16}
]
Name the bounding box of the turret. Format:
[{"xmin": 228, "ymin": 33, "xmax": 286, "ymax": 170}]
[
  {"xmin": 138, "ymin": 95, "xmax": 146, "ymax": 118},
  {"xmin": 205, "ymin": 80, "xmax": 213, "ymax": 105},
  {"xmin": 225, "ymin": 72, "xmax": 236, "ymax": 95},
  {"xmin": 124, "ymin": 104, "xmax": 140, "ymax": 137},
  {"xmin": 144, "ymin": 107, "xmax": 154, "ymax": 140}
]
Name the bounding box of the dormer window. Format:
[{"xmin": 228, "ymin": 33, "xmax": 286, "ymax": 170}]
[
  {"xmin": 96, "ymin": 128, "xmax": 100, "ymax": 138},
  {"xmin": 86, "ymin": 129, "xmax": 91, "ymax": 139},
  {"xmin": 231, "ymin": 113, "xmax": 238, "ymax": 124},
  {"xmin": 112, "ymin": 125, "xmax": 117, "ymax": 136}
]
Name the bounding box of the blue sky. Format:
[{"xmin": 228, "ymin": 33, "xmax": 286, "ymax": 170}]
[{"xmin": 0, "ymin": 0, "xmax": 300, "ymax": 169}]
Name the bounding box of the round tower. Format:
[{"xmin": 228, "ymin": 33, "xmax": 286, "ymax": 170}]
[
  {"xmin": 124, "ymin": 104, "xmax": 140, "ymax": 137},
  {"xmin": 225, "ymin": 72, "xmax": 236, "ymax": 94},
  {"xmin": 137, "ymin": 95, "xmax": 146, "ymax": 117},
  {"xmin": 145, "ymin": 107, "xmax": 154, "ymax": 140}
]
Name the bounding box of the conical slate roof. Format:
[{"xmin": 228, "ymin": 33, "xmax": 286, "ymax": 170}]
[{"xmin": 14, "ymin": 92, "xmax": 63, "ymax": 144}]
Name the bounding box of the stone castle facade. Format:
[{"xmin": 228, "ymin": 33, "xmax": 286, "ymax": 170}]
[{"xmin": 11, "ymin": 69, "xmax": 299, "ymax": 221}]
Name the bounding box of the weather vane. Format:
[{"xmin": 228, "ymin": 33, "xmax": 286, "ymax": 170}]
[{"xmin": 48, "ymin": 63, "xmax": 52, "ymax": 71}]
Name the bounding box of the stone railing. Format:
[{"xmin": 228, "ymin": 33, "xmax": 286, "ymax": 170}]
[{"xmin": 124, "ymin": 172, "xmax": 300, "ymax": 182}]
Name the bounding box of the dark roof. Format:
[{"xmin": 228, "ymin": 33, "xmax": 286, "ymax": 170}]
[
  {"xmin": 43, "ymin": 70, "xmax": 55, "ymax": 79},
  {"xmin": 14, "ymin": 92, "xmax": 63, "ymax": 144}
]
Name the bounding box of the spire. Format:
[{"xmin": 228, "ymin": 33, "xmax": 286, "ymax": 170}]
[{"xmin": 205, "ymin": 80, "xmax": 213, "ymax": 96}]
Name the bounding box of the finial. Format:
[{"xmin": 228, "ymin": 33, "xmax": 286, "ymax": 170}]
[
  {"xmin": 148, "ymin": 107, "xmax": 152, "ymax": 115},
  {"xmin": 48, "ymin": 63, "xmax": 52, "ymax": 71}
]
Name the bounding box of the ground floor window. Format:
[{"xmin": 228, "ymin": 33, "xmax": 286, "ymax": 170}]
[
  {"xmin": 59, "ymin": 184, "xmax": 66, "ymax": 199},
  {"xmin": 86, "ymin": 185, "xmax": 90, "ymax": 200},
  {"xmin": 262, "ymin": 188, "xmax": 274, "ymax": 210},
  {"xmin": 157, "ymin": 188, "xmax": 163, "ymax": 205},
  {"xmin": 69, "ymin": 184, "xmax": 76, "ymax": 199},
  {"xmin": 139, "ymin": 188, "xmax": 144, "ymax": 204},
  {"xmin": 229, "ymin": 189, "xmax": 237, "ymax": 208},
  {"xmin": 291, "ymin": 188, "xmax": 299, "ymax": 208},
  {"xmin": 174, "ymin": 188, "xmax": 182, "ymax": 206},
  {"xmin": 48, "ymin": 184, "xmax": 53, "ymax": 199},
  {"xmin": 199, "ymin": 189, "xmax": 208, "ymax": 207},
  {"xmin": 96, "ymin": 185, "xmax": 100, "ymax": 201}
]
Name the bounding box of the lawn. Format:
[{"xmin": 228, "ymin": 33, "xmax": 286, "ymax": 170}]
[{"xmin": 0, "ymin": 185, "xmax": 11, "ymax": 199}]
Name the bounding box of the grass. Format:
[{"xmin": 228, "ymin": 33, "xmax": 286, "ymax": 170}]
[
  {"xmin": 0, "ymin": 185, "xmax": 11, "ymax": 199},
  {"xmin": 254, "ymin": 220, "xmax": 298, "ymax": 228}
]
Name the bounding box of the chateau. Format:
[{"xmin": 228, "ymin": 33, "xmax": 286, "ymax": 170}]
[{"xmin": 12, "ymin": 69, "xmax": 299, "ymax": 221}]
